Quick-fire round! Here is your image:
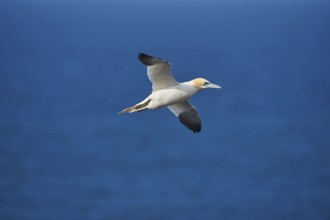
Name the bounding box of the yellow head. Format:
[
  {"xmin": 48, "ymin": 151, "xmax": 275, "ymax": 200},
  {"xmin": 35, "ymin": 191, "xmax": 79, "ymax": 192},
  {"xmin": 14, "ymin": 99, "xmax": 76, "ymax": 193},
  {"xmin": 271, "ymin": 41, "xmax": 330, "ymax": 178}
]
[{"xmin": 191, "ymin": 78, "xmax": 221, "ymax": 89}]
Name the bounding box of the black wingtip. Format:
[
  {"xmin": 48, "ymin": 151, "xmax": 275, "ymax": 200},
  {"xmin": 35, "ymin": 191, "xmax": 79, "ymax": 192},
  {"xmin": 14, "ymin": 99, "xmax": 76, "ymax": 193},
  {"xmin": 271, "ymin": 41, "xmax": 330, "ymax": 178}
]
[
  {"xmin": 190, "ymin": 125, "xmax": 202, "ymax": 133},
  {"xmin": 138, "ymin": 53, "xmax": 155, "ymax": 66},
  {"xmin": 178, "ymin": 112, "xmax": 202, "ymax": 133}
]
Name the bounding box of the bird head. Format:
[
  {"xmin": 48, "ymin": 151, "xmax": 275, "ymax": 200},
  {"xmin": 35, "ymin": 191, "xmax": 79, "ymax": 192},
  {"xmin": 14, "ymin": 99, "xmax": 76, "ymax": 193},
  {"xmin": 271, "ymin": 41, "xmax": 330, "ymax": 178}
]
[{"xmin": 191, "ymin": 78, "xmax": 221, "ymax": 89}]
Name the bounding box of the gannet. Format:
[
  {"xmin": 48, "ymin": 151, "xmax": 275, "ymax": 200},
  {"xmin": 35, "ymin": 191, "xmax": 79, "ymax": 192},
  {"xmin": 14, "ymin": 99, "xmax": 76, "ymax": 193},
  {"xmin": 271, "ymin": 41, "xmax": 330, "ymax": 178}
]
[{"xmin": 118, "ymin": 53, "xmax": 221, "ymax": 133}]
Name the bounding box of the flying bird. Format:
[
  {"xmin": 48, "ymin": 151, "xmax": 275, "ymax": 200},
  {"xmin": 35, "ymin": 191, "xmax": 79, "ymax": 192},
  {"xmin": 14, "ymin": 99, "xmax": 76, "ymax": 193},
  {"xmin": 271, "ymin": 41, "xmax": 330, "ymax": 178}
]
[{"xmin": 118, "ymin": 53, "xmax": 221, "ymax": 133}]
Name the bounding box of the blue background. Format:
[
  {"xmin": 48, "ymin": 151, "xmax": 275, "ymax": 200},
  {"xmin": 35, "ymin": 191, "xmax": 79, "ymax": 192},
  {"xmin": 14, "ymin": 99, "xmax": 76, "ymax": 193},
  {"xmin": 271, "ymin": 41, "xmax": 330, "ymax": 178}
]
[{"xmin": 1, "ymin": 0, "xmax": 330, "ymax": 219}]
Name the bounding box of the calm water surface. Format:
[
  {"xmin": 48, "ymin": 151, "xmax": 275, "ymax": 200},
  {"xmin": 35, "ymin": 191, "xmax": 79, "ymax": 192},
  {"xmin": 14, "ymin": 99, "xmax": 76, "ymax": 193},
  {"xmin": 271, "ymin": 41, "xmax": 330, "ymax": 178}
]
[{"xmin": 1, "ymin": 0, "xmax": 330, "ymax": 219}]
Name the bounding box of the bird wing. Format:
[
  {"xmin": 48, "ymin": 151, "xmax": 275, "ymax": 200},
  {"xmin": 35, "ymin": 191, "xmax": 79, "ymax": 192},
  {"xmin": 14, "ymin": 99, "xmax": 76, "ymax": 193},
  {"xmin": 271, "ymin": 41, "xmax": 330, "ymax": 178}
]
[
  {"xmin": 167, "ymin": 101, "xmax": 201, "ymax": 133},
  {"xmin": 138, "ymin": 53, "xmax": 178, "ymax": 92}
]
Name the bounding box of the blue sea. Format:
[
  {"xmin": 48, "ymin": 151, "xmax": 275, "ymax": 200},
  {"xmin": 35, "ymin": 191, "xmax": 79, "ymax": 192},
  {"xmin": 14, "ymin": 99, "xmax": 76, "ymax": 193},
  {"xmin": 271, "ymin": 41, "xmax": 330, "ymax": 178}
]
[{"xmin": 1, "ymin": 0, "xmax": 330, "ymax": 219}]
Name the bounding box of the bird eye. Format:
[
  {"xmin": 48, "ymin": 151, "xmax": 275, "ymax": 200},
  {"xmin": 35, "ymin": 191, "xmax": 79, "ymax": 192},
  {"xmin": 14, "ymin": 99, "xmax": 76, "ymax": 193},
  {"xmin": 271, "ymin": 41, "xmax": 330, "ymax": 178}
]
[{"xmin": 203, "ymin": 82, "xmax": 210, "ymax": 85}]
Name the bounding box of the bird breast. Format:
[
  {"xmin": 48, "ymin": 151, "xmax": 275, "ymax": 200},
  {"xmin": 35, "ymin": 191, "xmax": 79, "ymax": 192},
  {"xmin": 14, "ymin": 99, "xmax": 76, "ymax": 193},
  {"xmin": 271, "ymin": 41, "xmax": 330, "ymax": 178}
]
[{"xmin": 148, "ymin": 85, "xmax": 198, "ymax": 109}]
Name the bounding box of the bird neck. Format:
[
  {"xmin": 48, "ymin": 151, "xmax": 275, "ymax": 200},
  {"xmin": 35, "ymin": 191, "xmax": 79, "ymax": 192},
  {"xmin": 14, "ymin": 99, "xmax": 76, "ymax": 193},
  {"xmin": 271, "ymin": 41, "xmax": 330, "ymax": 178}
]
[{"xmin": 180, "ymin": 81, "xmax": 202, "ymax": 93}]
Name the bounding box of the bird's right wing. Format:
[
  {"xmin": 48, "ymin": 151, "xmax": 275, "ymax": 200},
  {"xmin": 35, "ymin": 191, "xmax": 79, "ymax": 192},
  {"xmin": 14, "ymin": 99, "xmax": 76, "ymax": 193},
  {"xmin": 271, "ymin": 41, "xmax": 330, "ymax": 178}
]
[
  {"xmin": 138, "ymin": 53, "xmax": 178, "ymax": 92},
  {"xmin": 167, "ymin": 101, "xmax": 201, "ymax": 133}
]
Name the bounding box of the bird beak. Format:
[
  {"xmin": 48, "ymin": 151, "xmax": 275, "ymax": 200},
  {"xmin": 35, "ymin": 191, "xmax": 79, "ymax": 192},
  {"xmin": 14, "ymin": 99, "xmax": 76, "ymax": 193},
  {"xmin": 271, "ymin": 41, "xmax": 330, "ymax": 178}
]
[{"xmin": 206, "ymin": 83, "xmax": 221, "ymax": 89}]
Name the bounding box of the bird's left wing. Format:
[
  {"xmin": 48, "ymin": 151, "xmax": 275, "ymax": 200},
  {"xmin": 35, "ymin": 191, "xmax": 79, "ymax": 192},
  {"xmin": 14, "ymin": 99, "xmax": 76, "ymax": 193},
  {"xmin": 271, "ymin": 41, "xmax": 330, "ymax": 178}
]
[
  {"xmin": 167, "ymin": 101, "xmax": 201, "ymax": 133},
  {"xmin": 139, "ymin": 53, "xmax": 178, "ymax": 92}
]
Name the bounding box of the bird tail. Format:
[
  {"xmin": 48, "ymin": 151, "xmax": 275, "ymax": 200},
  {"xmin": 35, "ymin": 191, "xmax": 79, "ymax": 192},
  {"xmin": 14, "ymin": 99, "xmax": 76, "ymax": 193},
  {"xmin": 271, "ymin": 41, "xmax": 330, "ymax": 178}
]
[{"xmin": 117, "ymin": 98, "xmax": 151, "ymax": 114}]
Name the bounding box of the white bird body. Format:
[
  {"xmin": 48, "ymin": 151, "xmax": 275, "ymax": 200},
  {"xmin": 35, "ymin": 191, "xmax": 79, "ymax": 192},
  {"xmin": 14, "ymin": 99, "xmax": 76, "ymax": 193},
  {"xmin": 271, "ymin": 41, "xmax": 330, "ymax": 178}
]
[
  {"xmin": 147, "ymin": 83, "xmax": 199, "ymax": 109},
  {"xmin": 118, "ymin": 53, "xmax": 221, "ymax": 133}
]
